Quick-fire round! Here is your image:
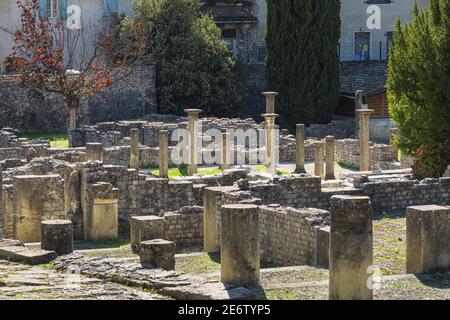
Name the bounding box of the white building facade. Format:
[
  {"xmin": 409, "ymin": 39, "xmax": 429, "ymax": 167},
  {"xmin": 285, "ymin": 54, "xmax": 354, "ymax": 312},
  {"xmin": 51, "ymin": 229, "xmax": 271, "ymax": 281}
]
[
  {"xmin": 0, "ymin": 0, "xmax": 134, "ymax": 71},
  {"xmin": 0, "ymin": 0, "xmax": 431, "ymax": 70}
]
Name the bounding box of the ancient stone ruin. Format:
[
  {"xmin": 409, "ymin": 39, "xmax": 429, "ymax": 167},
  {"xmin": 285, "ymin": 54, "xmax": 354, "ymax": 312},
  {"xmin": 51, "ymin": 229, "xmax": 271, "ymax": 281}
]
[{"xmin": 0, "ymin": 97, "xmax": 449, "ymax": 301}]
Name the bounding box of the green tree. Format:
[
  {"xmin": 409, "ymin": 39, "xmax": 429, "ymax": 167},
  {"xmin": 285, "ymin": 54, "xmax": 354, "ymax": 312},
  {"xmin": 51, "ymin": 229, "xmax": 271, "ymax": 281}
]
[
  {"xmin": 387, "ymin": 0, "xmax": 450, "ymax": 177},
  {"xmin": 120, "ymin": 0, "xmax": 237, "ymax": 115},
  {"xmin": 265, "ymin": 0, "xmax": 341, "ymax": 129}
]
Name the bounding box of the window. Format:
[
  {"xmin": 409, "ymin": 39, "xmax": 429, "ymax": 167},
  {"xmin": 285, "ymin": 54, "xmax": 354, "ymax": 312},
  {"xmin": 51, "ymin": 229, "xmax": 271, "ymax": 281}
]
[
  {"xmin": 222, "ymin": 29, "xmax": 237, "ymax": 39},
  {"xmin": 46, "ymin": 0, "xmax": 57, "ymax": 18},
  {"xmin": 104, "ymin": 0, "xmax": 119, "ymax": 17},
  {"xmin": 354, "ymin": 32, "xmax": 371, "ymax": 61},
  {"xmin": 386, "ymin": 31, "xmax": 394, "ymax": 56}
]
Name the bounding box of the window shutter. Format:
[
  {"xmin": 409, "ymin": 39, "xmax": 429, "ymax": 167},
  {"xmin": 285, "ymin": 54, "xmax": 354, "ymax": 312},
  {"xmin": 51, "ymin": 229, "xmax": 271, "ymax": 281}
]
[
  {"xmin": 39, "ymin": 0, "xmax": 47, "ymax": 16},
  {"xmin": 104, "ymin": 0, "xmax": 118, "ymax": 16},
  {"xmin": 59, "ymin": 0, "xmax": 68, "ymax": 20}
]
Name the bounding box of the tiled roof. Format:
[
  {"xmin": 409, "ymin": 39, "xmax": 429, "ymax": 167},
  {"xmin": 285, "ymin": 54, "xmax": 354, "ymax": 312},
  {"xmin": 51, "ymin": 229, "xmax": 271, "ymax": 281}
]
[
  {"xmin": 200, "ymin": 5, "xmax": 258, "ymax": 23},
  {"xmin": 340, "ymin": 61, "xmax": 388, "ymax": 96}
]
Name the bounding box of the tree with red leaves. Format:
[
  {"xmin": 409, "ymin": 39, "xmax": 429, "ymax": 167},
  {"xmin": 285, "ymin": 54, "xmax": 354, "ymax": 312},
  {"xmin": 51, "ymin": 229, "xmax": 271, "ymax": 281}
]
[{"xmin": 9, "ymin": 0, "xmax": 126, "ymax": 129}]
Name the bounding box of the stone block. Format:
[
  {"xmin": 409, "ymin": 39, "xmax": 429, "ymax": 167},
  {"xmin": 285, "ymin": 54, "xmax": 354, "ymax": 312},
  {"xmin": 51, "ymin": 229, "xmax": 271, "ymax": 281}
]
[
  {"xmin": 139, "ymin": 239, "xmax": 176, "ymax": 271},
  {"xmin": 220, "ymin": 204, "xmax": 260, "ymax": 287},
  {"xmin": 41, "ymin": 220, "xmax": 73, "ymax": 255},
  {"xmin": 0, "ymin": 246, "xmax": 57, "ymax": 265},
  {"xmin": 406, "ymin": 205, "xmax": 450, "ymax": 274},
  {"xmin": 329, "ymin": 196, "xmax": 373, "ymax": 300},
  {"xmin": 316, "ymin": 226, "xmax": 330, "ymax": 267},
  {"xmin": 130, "ymin": 216, "xmax": 165, "ymax": 252}
]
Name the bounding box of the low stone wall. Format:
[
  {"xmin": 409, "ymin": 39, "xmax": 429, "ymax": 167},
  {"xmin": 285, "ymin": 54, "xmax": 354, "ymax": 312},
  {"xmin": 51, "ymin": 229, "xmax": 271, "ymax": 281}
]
[
  {"xmin": 0, "ymin": 66, "xmax": 157, "ymax": 131},
  {"xmin": 336, "ymin": 139, "xmax": 400, "ymax": 170},
  {"xmin": 360, "ymin": 177, "xmax": 450, "ymax": 212},
  {"xmin": 259, "ymin": 205, "xmax": 329, "ymax": 266},
  {"xmin": 306, "ymin": 119, "xmax": 355, "ymax": 140},
  {"xmin": 163, "ymin": 207, "xmax": 203, "ymax": 247}
]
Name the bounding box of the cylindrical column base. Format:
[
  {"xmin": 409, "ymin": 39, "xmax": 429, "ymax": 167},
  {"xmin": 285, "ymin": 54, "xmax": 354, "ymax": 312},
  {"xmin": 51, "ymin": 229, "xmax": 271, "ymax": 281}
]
[{"xmin": 41, "ymin": 220, "xmax": 73, "ymax": 255}]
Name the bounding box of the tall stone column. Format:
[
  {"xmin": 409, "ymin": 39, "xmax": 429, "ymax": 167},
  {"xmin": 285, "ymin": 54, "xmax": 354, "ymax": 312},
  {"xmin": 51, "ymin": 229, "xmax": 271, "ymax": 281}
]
[
  {"xmin": 262, "ymin": 113, "xmax": 279, "ymax": 175},
  {"xmin": 159, "ymin": 130, "xmax": 169, "ymax": 178},
  {"xmin": 390, "ymin": 128, "xmax": 400, "ymax": 161},
  {"xmin": 295, "ymin": 124, "xmax": 306, "ymax": 174},
  {"xmin": 356, "ymin": 109, "xmax": 374, "ymax": 171},
  {"xmin": 86, "ymin": 143, "xmax": 103, "ymax": 162},
  {"xmin": 325, "ymin": 136, "xmax": 336, "ymax": 180},
  {"xmin": 314, "ymin": 142, "xmax": 325, "ymax": 179},
  {"xmin": 329, "ymin": 195, "xmax": 373, "ymax": 300},
  {"xmin": 406, "ymin": 205, "xmax": 450, "ymax": 274},
  {"xmin": 354, "ymin": 90, "xmax": 368, "ymax": 138},
  {"xmin": 220, "ymin": 131, "xmax": 231, "ymax": 170},
  {"xmin": 221, "ymin": 204, "xmax": 260, "ymax": 286},
  {"xmin": 130, "ymin": 129, "xmax": 140, "ymax": 169},
  {"xmin": 262, "ymin": 92, "xmax": 279, "ymax": 114},
  {"xmin": 184, "ymin": 109, "xmax": 202, "ymax": 176}
]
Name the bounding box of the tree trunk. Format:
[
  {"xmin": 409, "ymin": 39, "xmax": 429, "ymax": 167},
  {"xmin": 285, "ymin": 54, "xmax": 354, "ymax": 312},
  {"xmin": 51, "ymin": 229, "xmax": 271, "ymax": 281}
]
[{"xmin": 68, "ymin": 99, "xmax": 79, "ymax": 129}]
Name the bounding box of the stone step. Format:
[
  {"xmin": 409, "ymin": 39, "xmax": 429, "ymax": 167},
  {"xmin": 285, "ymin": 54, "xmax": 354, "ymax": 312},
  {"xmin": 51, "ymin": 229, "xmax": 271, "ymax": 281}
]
[{"xmin": 0, "ymin": 246, "xmax": 57, "ymax": 265}]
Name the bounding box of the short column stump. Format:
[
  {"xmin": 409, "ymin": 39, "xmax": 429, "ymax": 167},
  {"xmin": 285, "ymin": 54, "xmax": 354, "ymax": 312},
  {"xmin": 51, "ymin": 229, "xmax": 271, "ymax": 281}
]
[
  {"xmin": 130, "ymin": 216, "xmax": 165, "ymax": 253},
  {"xmin": 139, "ymin": 239, "xmax": 176, "ymax": 271},
  {"xmin": 41, "ymin": 220, "xmax": 73, "ymax": 255}
]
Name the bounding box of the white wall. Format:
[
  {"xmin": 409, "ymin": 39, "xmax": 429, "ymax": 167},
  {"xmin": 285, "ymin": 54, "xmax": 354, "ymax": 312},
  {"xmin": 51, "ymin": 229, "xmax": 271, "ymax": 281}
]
[
  {"xmin": 0, "ymin": 0, "xmax": 134, "ymax": 70},
  {"xmin": 339, "ymin": 0, "xmax": 429, "ymax": 61}
]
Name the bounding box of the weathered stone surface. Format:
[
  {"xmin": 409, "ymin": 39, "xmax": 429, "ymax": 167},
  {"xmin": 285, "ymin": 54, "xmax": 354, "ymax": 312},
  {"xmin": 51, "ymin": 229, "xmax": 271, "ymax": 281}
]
[
  {"xmin": 130, "ymin": 216, "xmax": 165, "ymax": 253},
  {"xmin": 325, "ymin": 136, "xmax": 336, "ymax": 180},
  {"xmin": 159, "ymin": 130, "xmax": 169, "ymax": 178},
  {"xmin": 329, "ymin": 195, "xmax": 373, "ymax": 300},
  {"xmin": 86, "ymin": 143, "xmax": 103, "ymax": 162},
  {"xmin": 41, "ymin": 220, "xmax": 73, "ymax": 255},
  {"xmin": 406, "ymin": 205, "xmax": 450, "ymax": 274},
  {"xmin": 11, "ymin": 175, "xmax": 66, "ymax": 243},
  {"xmin": 314, "ymin": 142, "xmax": 324, "ymax": 178},
  {"xmin": 129, "ymin": 128, "xmax": 140, "ymax": 169},
  {"xmin": 0, "ymin": 246, "xmax": 57, "ymax": 265},
  {"xmin": 221, "ymin": 204, "xmax": 260, "ymax": 287},
  {"xmin": 53, "ymin": 253, "xmax": 253, "ymax": 300},
  {"xmin": 203, "ymin": 186, "xmax": 239, "ymax": 253},
  {"xmin": 140, "ymin": 239, "xmax": 176, "ymax": 271},
  {"xmin": 295, "ymin": 124, "xmax": 306, "ymax": 174},
  {"xmin": 316, "ymin": 226, "xmax": 330, "ymax": 267},
  {"xmin": 356, "ymin": 109, "xmax": 374, "ymax": 171}
]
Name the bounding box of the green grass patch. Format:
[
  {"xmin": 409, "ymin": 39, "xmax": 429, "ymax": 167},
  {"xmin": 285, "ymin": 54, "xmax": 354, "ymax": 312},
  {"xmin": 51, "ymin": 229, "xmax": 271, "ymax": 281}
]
[
  {"xmin": 337, "ymin": 161, "xmax": 359, "ymax": 171},
  {"xmin": 255, "ymin": 165, "xmax": 290, "ymax": 175},
  {"xmin": 150, "ymin": 167, "xmax": 221, "ymax": 177},
  {"xmin": 40, "ymin": 262, "xmax": 55, "ymax": 270},
  {"xmin": 19, "ymin": 131, "xmax": 69, "ymax": 149}
]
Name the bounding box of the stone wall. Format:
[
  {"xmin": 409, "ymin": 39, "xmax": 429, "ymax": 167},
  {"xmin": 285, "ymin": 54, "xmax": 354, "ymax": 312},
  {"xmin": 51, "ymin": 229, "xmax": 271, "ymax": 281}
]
[
  {"xmin": 0, "ymin": 66, "xmax": 157, "ymax": 131},
  {"xmin": 306, "ymin": 119, "xmax": 355, "ymax": 140},
  {"xmin": 259, "ymin": 205, "xmax": 329, "ymax": 266},
  {"xmin": 336, "ymin": 139, "xmax": 400, "ymax": 170},
  {"xmin": 163, "ymin": 206, "xmax": 203, "ymax": 247}
]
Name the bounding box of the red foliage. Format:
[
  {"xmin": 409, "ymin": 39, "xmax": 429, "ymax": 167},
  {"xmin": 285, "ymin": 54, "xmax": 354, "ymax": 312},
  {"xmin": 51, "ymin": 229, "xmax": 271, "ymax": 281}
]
[{"xmin": 8, "ymin": 0, "xmax": 115, "ymax": 115}]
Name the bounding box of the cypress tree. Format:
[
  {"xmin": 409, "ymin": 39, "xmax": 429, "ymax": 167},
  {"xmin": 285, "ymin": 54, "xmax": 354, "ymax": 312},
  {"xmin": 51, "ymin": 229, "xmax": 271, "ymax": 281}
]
[{"xmin": 266, "ymin": 0, "xmax": 341, "ymax": 129}]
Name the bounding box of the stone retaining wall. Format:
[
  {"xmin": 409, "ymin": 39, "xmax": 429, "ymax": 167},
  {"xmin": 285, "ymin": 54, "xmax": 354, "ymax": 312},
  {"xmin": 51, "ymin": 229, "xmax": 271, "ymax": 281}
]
[{"xmin": 0, "ymin": 66, "xmax": 156, "ymax": 131}]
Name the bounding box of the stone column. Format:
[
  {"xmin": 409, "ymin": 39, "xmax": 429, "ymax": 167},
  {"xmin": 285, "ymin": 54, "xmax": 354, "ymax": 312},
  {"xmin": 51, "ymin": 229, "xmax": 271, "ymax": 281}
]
[
  {"xmin": 329, "ymin": 195, "xmax": 373, "ymax": 300},
  {"xmin": 390, "ymin": 128, "xmax": 399, "ymax": 161},
  {"xmin": 130, "ymin": 129, "xmax": 140, "ymax": 169},
  {"xmin": 221, "ymin": 204, "xmax": 260, "ymax": 286},
  {"xmin": 86, "ymin": 143, "xmax": 103, "ymax": 162},
  {"xmin": 140, "ymin": 239, "xmax": 176, "ymax": 271},
  {"xmin": 325, "ymin": 136, "xmax": 336, "ymax": 180},
  {"xmin": 159, "ymin": 130, "xmax": 169, "ymax": 178},
  {"xmin": 262, "ymin": 92, "xmax": 279, "ymax": 114},
  {"xmin": 220, "ymin": 131, "xmax": 231, "ymax": 170},
  {"xmin": 130, "ymin": 216, "xmax": 165, "ymax": 253},
  {"xmin": 184, "ymin": 109, "xmax": 202, "ymax": 176},
  {"xmin": 41, "ymin": 220, "xmax": 73, "ymax": 255},
  {"xmin": 356, "ymin": 109, "xmax": 374, "ymax": 171},
  {"xmin": 314, "ymin": 142, "xmax": 325, "ymax": 179},
  {"xmin": 406, "ymin": 205, "xmax": 450, "ymax": 274},
  {"xmin": 354, "ymin": 90, "xmax": 368, "ymax": 138},
  {"xmin": 262, "ymin": 113, "xmax": 279, "ymax": 175},
  {"xmin": 295, "ymin": 124, "xmax": 306, "ymax": 174},
  {"xmin": 203, "ymin": 186, "xmax": 239, "ymax": 253}
]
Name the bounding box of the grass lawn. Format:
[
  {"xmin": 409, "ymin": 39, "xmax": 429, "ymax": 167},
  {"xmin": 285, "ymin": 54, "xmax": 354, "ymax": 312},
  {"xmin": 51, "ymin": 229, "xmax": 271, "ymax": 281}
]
[
  {"xmin": 255, "ymin": 165, "xmax": 290, "ymax": 175},
  {"xmin": 150, "ymin": 166, "xmax": 222, "ymax": 177},
  {"xmin": 19, "ymin": 131, "xmax": 69, "ymax": 149}
]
